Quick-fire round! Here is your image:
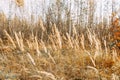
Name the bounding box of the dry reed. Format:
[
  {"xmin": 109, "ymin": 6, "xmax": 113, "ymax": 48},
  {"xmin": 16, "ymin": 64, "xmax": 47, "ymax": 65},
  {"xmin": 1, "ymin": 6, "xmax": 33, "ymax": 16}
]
[
  {"xmin": 0, "ymin": 2, "xmax": 120, "ymax": 79},
  {"xmin": 15, "ymin": 0, "xmax": 24, "ymax": 7}
]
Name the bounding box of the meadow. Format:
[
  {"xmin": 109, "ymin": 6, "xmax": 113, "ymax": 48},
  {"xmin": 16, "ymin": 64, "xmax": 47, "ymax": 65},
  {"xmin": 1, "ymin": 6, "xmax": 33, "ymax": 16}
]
[{"xmin": 0, "ymin": 0, "xmax": 120, "ymax": 80}]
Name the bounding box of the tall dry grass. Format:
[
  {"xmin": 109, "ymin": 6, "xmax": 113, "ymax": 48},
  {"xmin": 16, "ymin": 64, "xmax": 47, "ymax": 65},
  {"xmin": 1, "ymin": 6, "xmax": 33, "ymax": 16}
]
[
  {"xmin": 0, "ymin": 1, "xmax": 120, "ymax": 79},
  {"xmin": 15, "ymin": 0, "xmax": 24, "ymax": 7}
]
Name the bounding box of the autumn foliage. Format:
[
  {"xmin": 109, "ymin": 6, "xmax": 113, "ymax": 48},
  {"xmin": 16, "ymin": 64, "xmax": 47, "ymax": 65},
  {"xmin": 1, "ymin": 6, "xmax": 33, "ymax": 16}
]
[{"xmin": 110, "ymin": 12, "xmax": 120, "ymax": 48}]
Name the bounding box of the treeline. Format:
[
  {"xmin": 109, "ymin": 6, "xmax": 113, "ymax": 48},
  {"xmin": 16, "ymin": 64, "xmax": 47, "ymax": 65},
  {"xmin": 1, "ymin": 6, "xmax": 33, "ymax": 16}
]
[{"xmin": 0, "ymin": 0, "xmax": 118, "ymax": 42}]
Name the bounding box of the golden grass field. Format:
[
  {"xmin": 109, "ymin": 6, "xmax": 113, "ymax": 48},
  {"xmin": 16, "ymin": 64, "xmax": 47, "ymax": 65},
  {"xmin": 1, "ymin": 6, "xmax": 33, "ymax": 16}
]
[{"xmin": 0, "ymin": 2, "xmax": 120, "ymax": 79}]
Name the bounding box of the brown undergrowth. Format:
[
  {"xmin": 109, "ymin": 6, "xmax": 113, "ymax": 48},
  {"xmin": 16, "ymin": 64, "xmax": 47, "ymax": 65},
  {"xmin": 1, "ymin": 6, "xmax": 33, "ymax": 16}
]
[{"xmin": 0, "ymin": 12, "xmax": 120, "ymax": 80}]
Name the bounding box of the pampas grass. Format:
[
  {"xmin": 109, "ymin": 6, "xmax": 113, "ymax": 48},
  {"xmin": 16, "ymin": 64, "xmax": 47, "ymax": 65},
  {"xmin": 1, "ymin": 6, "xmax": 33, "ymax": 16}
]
[
  {"xmin": 15, "ymin": 0, "xmax": 24, "ymax": 7},
  {"xmin": 0, "ymin": 13, "xmax": 119, "ymax": 79},
  {"xmin": 0, "ymin": 1, "xmax": 120, "ymax": 80},
  {"xmin": 4, "ymin": 30, "xmax": 16, "ymax": 48}
]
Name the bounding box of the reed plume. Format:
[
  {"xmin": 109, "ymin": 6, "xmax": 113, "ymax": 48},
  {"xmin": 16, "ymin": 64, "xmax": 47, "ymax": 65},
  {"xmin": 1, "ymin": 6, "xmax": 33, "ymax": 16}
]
[{"xmin": 15, "ymin": 0, "xmax": 24, "ymax": 7}]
